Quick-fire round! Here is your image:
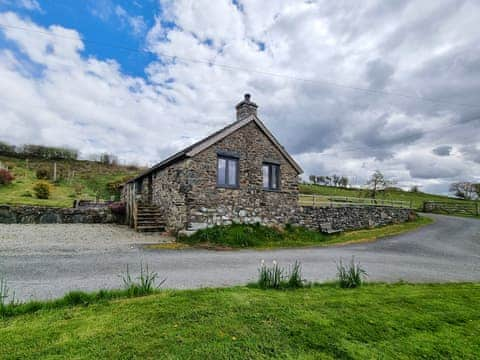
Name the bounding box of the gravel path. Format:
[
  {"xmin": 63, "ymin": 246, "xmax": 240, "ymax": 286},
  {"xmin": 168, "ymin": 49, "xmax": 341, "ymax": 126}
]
[
  {"xmin": 1, "ymin": 214, "xmax": 479, "ymax": 301},
  {"xmin": 0, "ymin": 224, "xmax": 174, "ymax": 256}
]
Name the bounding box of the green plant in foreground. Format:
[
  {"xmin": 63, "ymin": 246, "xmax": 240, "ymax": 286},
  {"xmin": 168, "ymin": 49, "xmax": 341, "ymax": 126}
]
[
  {"xmin": 258, "ymin": 260, "xmax": 305, "ymax": 289},
  {"xmin": 337, "ymin": 257, "xmax": 367, "ymax": 288},
  {"xmin": 122, "ymin": 263, "xmax": 166, "ymax": 296}
]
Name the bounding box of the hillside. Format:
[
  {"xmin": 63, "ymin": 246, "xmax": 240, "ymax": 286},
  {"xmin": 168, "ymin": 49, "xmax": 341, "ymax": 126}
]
[
  {"xmin": 300, "ymin": 184, "xmax": 478, "ymax": 211},
  {"xmin": 0, "ymin": 156, "xmax": 142, "ymax": 207}
]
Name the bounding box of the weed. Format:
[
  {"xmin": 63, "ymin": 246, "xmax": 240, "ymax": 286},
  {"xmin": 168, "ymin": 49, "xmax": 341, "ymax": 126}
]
[
  {"xmin": 336, "ymin": 257, "xmax": 367, "ymax": 288},
  {"xmin": 258, "ymin": 260, "xmax": 305, "ymax": 289},
  {"xmin": 122, "ymin": 263, "xmax": 166, "ymax": 297}
]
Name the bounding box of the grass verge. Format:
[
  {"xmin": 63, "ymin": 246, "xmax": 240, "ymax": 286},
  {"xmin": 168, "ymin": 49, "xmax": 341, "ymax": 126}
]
[
  {"xmin": 176, "ymin": 215, "xmax": 433, "ymax": 249},
  {"xmin": 0, "ymin": 283, "xmax": 479, "ymax": 359}
]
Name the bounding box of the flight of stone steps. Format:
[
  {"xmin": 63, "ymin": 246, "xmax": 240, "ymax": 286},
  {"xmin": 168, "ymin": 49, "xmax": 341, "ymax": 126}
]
[{"xmin": 135, "ymin": 205, "xmax": 166, "ymax": 232}]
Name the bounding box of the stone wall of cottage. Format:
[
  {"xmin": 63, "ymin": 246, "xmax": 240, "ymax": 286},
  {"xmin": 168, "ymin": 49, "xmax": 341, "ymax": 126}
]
[
  {"xmin": 150, "ymin": 160, "xmax": 189, "ymax": 230},
  {"xmin": 293, "ymin": 205, "xmax": 414, "ymax": 232},
  {"xmin": 186, "ymin": 121, "xmax": 299, "ymax": 230}
]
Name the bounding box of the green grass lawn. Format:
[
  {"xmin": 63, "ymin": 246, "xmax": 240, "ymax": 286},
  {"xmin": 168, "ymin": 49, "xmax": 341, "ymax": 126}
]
[
  {"xmin": 0, "ymin": 156, "xmax": 140, "ymax": 207},
  {"xmin": 1, "ymin": 283, "xmax": 479, "ymax": 359},
  {"xmin": 176, "ymin": 215, "xmax": 433, "ymax": 249}
]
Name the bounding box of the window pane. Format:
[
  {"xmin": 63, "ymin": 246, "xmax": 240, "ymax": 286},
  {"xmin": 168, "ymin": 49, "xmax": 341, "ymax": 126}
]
[
  {"xmin": 271, "ymin": 165, "xmax": 278, "ymax": 189},
  {"xmin": 262, "ymin": 165, "xmax": 269, "ymax": 188},
  {"xmin": 228, "ymin": 159, "xmax": 237, "ymax": 185},
  {"xmin": 218, "ymin": 158, "xmax": 226, "ymax": 185}
]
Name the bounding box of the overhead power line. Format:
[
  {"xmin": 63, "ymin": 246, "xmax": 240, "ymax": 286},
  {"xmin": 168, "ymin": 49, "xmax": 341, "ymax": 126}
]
[{"xmin": 1, "ymin": 22, "xmax": 480, "ymax": 110}]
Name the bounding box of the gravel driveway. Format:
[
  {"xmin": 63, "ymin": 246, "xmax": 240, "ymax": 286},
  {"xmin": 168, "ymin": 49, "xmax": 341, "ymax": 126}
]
[{"xmin": 1, "ymin": 214, "xmax": 479, "ymax": 301}]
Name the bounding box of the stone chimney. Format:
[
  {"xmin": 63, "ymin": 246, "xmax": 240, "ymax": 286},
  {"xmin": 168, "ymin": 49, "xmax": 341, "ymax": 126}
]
[{"xmin": 235, "ymin": 93, "xmax": 258, "ymax": 121}]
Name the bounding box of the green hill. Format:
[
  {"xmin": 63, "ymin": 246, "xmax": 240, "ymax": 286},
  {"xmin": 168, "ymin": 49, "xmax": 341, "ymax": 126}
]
[
  {"xmin": 300, "ymin": 184, "xmax": 479, "ymax": 213},
  {"xmin": 0, "ymin": 156, "xmax": 142, "ymax": 207}
]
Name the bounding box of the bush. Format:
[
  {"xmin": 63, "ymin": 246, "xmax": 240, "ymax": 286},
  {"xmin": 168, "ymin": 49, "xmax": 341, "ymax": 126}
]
[
  {"xmin": 33, "ymin": 181, "xmax": 52, "ymax": 199},
  {"xmin": 258, "ymin": 260, "xmax": 305, "ymax": 290},
  {"xmin": 0, "ymin": 169, "xmax": 14, "ymax": 185},
  {"xmin": 35, "ymin": 167, "xmax": 50, "ymax": 180},
  {"xmin": 336, "ymin": 257, "xmax": 367, "ymax": 288},
  {"xmin": 73, "ymin": 183, "xmax": 84, "ymax": 196}
]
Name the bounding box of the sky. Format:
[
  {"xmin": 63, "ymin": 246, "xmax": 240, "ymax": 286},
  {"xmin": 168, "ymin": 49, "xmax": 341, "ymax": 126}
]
[{"xmin": 0, "ymin": 0, "xmax": 479, "ymax": 195}]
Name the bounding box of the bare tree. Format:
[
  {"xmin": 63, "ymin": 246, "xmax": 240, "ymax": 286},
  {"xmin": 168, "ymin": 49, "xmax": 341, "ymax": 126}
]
[
  {"xmin": 449, "ymin": 182, "xmax": 478, "ymax": 200},
  {"xmin": 366, "ymin": 170, "xmax": 392, "ymax": 198},
  {"xmin": 309, "ymin": 175, "xmax": 317, "ymax": 184},
  {"xmin": 339, "ymin": 176, "xmax": 349, "ymax": 188}
]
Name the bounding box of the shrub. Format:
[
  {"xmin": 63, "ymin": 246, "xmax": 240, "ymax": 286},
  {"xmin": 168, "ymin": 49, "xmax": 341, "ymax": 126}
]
[
  {"xmin": 258, "ymin": 260, "xmax": 305, "ymax": 290},
  {"xmin": 106, "ymin": 179, "xmax": 124, "ymax": 198},
  {"xmin": 122, "ymin": 263, "xmax": 165, "ymax": 297},
  {"xmin": 73, "ymin": 183, "xmax": 84, "ymax": 195},
  {"xmin": 0, "ymin": 169, "xmax": 14, "ymax": 185},
  {"xmin": 21, "ymin": 191, "xmax": 33, "ymax": 197},
  {"xmin": 35, "ymin": 167, "xmax": 50, "ymax": 180},
  {"xmin": 336, "ymin": 257, "xmax": 367, "ymax": 288},
  {"xmin": 33, "ymin": 181, "xmax": 52, "ymax": 199}
]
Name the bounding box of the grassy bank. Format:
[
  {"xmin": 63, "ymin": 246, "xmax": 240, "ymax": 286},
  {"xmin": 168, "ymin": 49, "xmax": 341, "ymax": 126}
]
[
  {"xmin": 1, "ymin": 283, "xmax": 479, "ymax": 358},
  {"xmin": 177, "ymin": 215, "xmax": 433, "ymax": 249},
  {"xmin": 0, "ymin": 156, "xmax": 141, "ymax": 207}
]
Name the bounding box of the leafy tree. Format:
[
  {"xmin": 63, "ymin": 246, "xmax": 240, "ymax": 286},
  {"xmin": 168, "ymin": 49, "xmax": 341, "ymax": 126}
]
[
  {"xmin": 449, "ymin": 182, "xmax": 477, "ymax": 200},
  {"xmin": 366, "ymin": 170, "xmax": 393, "ymax": 198}
]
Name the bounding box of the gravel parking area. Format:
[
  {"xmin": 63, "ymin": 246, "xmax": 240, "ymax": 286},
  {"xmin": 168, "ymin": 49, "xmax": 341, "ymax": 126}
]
[{"xmin": 0, "ymin": 224, "xmax": 174, "ymax": 256}]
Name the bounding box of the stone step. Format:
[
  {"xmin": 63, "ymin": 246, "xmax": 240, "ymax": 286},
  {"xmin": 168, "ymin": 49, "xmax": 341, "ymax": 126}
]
[
  {"xmin": 137, "ymin": 214, "xmax": 163, "ymax": 218},
  {"xmin": 136, "ymin": 225, "xmax": 165, "ymax": 232}
]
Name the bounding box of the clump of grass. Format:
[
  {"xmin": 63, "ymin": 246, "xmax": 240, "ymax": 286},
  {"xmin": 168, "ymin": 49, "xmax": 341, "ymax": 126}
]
[
  {"xmin": 122, "ymin": 263, "xmax": 166, "ymax": 296},
  {"xmin": 0, "ymin": 263, "xmax": 166, "ymax": 318},
  {"xmin": 258, "ymin": 260, "xmax": 305, "ymax": 289},
  {"xmin": 336, "ymin": 257, "xmax": 367, "ymax": 288}
]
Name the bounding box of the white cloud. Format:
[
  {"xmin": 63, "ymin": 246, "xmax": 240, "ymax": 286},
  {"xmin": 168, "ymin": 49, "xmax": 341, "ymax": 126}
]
[
  {"xmin": 0, "ymin": 0, "xmax": 41, "ymax": 11},
  {"xmin": 114, "ymin": 5, "xmax": 146, "ymax": 35},
  {"xmin": 1, "ymin": 0, "xmax": 480, "ymax": 193}
]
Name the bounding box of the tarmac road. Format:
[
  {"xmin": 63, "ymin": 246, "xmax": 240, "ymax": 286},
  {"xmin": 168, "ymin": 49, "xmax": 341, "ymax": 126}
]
[{"xmin": 1, "ymin": 214, "xmax": 479, "ymax": 301}]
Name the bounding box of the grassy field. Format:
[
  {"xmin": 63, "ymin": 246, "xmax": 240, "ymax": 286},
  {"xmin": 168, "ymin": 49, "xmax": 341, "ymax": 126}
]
[
  {"xmin": 176, "ymin": 216, "xmax": 432, "ymax": 249},
  {"xmin": 0, "ymin": 156, "xmax": 141, "ymax": 207},
  {"xmin": 300, "ymin": 184, "xmax": 479, "ymax": 213},
  {"xmin": 1, "ymin": 283, "xmax": 479, "ymax": 359}
]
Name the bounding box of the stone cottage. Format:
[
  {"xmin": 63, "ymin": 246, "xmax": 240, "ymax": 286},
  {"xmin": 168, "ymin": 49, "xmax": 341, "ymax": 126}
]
[{"xmin": 122, "ymin": 94, "xmax": 303, "ymax": 232}]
